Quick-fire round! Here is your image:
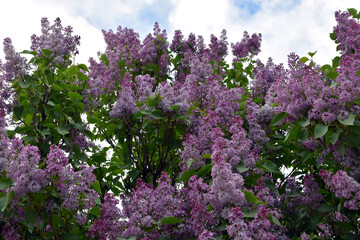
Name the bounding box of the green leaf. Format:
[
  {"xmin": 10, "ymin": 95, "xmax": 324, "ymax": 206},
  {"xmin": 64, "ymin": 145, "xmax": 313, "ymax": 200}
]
[
  {"xmin": 236, "ymin": 162, "xmax": 249, "ymax": 173},
  {"xmin": 329, "ymin": 32, "xmax": 336, "ymax": 41},
  {"xmin": 0, "ymin": 196, "xmax": 6, "ymax": 212},
  {"xmin": 299, "ymin": 57, "xmax": 309, "ymax": 63},
  {"xmin": 91, "ymin": 180, "xmax": 102, "ymax": 196},
  {"xmin": 38, "ymin": 128, "xmax": 50, "ymax": 137},
  {"xmin": 284, "ymin": 124, "xmax": 301, "ymax": 142},
  {"xmin": 0, "ymin": 190, "xmax": 14, "ymax": 211},
  {"xmin": 299, "ymin": 118, "xmax": 310, "ymax": 127},
  {"xmin": 314, "ymin": 124, "xmax": 328, "ymax": 138},
  {"xmin": 47, "ymin": 101, "xmax": 56, "ymax": 107},
  {"xmin": 263, "ymin": 160, "xmax": 281, "ymax": 174},
  {"xmin": 357, "ymin": 69, "xmax": 360, "ymax": 77},
  {"xmin": 338, "ymin": 113, "xmax": 355, "ymax": 126},
  {"xmin": 179, "ymin": 169, "xmax": 196, "ymax": 182},
  {"xmin": 337, "ymin": 141, "xmax": 345, "ymax": 155},
  {"xmin": 316, "ymin": 203, "xmax": 334, "ymax": 213},
  {"xmin": 332, "ymin": 56, "xmax": 341, "ymax": 69},
  {"xmin": 308, "ymin": 51, "xmax": 317, "ymax": 57},
  {"xmin": 0, "ymin": 179, "xmax": 12, "ymax": 190},
  {"xmin": 147, "ymin": 94, "xmax": 162, "ymax": 107},
  {"xmin": 271, "ymin": 214, "xmax": 282, "ymax": 227},
  {"xmin": 41, "ymin": 49, "xmax": 52, "ymax": 55},
  {"xmin": 202, "ymin": 154, "xmax": 211, "ymax": 159},
  {"xmin": 19, "ymin": 80, "xmax": 30, "ymax": 88},
  {"xmin": 13, "ymin": 105, "xmax": 24, "ymax": 119},
  {"xmin": 242, "ymin": 190, "xmax": 258, "ymax": 203},
  {"xmin": 26, "ymin": 210, "xmax": 38, "ymax": 224},
  {"xmin": 197, "ymin": 164, "xmax": 212, "ymax": 178},
  {"xmin": 270, "ymin": 112, "xmax": 288, "ymax": 126},
  {"xmin": 326, "ymin": 129, "xmax": 342, "ymax": 145},
  {"xmin": 89, "ymin": 206, "xmax": 101, "ymax": 216},
  {"xmin": 186, "ymin": 159, "xmax": 194, "ymax": 169},
  {"xmin": 68, "ymin": 91, "xmax": 83, "ymax": 101},
  {"xmin": 169, "ymin": 104, "xmax": 179, "ymax": 111},
  {"xmin": 348, "ymin": 8, "xmax": 358, "ymax": 16},
  {"xmin": 161, "ymin": 216, "xmax": 182, "ymax": 224},
  {"xmin": 78, "ymin": 64, "xmax": 89, "ymax": 72},
  {"xmin": 288, "ymin": 191, "xmax": 302, "ymax": 197},
  {"xmin": 21, "ymin": 50, "xmax": 37, "ymax": 55},
  {"xmin": 149, "ymin": 109, "xmax": 163, "ymax": 120},
  {"xmin": 55, "ymin": 126, "xmax": 70, "ymax": 135}
]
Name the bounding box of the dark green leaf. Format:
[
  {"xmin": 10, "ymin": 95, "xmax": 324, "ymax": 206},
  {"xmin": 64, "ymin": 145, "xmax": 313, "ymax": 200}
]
[
  {"xmin": 197, "ymin": 164, "xmax": 212, "ymax": 178},
  {"xmin": 314, "ymin": 123, "xmax": 328, "ymax": 138},
  {"xmin": 55, "ymin": 126, "xmax": 70, "ymax": 135},
  {"xmin": 68, "ymin": 91, "xmax": 83, "ymax": 101},
  {"xmin": 316, "ymin": 203, "xmax": 334, "ymax": 213},
  {"xmin": 13, "ymin": 105, "xmax": 24, "ymax": 119},
  {"xmin": 91, "ymin": 181, "xmax": 102, "ymax": 196},
  {"xmin": 284, "ymin": 124, "xmax": 301, "ymax": 142},
  {"xmin": 329, "ymin": 32, "xmax": 336, "ymax": 41},
  {"xmin": 149, "ymin": 109, "xmax": 163, "ymax": 120},
  {"xmin": 337, "ymin": 141, "xmax": 345, "ymax": 155},
  {"xmin": 89, "ymin": 206, "xmax": 101, "ymax": 216},
  {"xmin": 0, "ymin": 190, "xmax": 14, "ymax": 211},
  {"xmin": 161, "ymin": 216, "xmax": 182, "ymax": 224},
  {"xmin": 26, "ymin": 210, "xmax": 37, "ymax": 224},
  {"xmin": 288, "ymin": 191, "xmax": 302, "ymax": 197},
  {"xmin": 179, "ymin": 169, "xmax": 196, "ymax": 182},
  {"xmin": 326, "ymin": 129, "xmax": 342, "ymax": 145},
  {"xmin": 332, "ymin": 56, "xmax": 341, "ymax": 69},
  {"xmin": 242, "ymin": 190, "xmax": 258, "ymax": 203},
  {"xmin": 0, "ymin": 179, "xmax": 12, "ymax": 190},
  {"xmin": 263, "ymin": 160, "xmax": 281, "ymax": 174},
  {"xmin": 19, "ymin": 80, "xmax": 30, "ymax": 88},
  {"xmin": 270, "ymin": 112, "xmax": 288, "ymax": 126},
  {"xmin": 271, "ymin": 214, "xmax": 282, "ymax": 226}
]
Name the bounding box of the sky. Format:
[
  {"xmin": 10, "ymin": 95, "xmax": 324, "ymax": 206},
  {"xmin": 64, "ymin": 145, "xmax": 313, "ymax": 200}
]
[{"xmin": 0, "ymin": 0, "xmax": 359, "ymax": 66}]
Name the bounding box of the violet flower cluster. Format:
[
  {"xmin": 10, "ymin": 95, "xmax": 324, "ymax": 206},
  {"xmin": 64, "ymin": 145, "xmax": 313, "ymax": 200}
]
[{"xmin": 31, "ymin": 17, "xmax": 80, "ymax": 66}]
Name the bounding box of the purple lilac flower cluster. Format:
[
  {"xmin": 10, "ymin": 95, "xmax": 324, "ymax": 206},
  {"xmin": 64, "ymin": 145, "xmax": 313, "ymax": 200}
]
[
  {"xmin": 1, "ymin": 143, "xmax": 98, "ymax": 237},
  {"xmin": 320, "ymin": 170, "xmax": 360, "ymax": 210},
  {"xmin": 231, "ymin": 31, "xmax": 262, "ymax": 61},
  {"xmin": 31, "ymin": 17, "xmax": 80, "ymax": 66},
  {"xmin": 87, "ymin": 193, "xmax": 123, "ymax": 240}
]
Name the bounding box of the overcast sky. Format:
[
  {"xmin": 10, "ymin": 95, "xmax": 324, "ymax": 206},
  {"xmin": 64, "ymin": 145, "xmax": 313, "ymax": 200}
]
[{"xmin": 1, "ymin": 0, "xmax": 359, "ymax": 66}]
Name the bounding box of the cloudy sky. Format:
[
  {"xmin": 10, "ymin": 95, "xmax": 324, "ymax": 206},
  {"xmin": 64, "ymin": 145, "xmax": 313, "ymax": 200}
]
[{"xmin": 1, "ymin": 0, "xmax": 359, "ymax": 66}]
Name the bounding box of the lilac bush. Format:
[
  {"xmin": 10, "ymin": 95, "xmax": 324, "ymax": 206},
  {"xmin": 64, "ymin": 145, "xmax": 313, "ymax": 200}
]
[{"xmin": 0, "ymin": 8, "xmax": 359, "ymax": 240}]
